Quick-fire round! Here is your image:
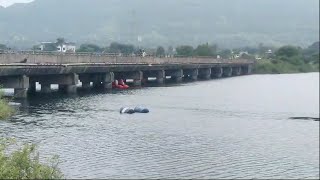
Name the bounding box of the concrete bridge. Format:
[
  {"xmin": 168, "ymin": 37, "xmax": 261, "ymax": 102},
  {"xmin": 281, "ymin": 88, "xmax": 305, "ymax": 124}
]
[{"xmin": 0, "ymin": 52, "xmax": 254, "ymax": 98}]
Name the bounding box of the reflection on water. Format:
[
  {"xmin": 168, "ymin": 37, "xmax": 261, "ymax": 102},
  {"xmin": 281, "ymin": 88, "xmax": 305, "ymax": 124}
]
[{"xmin": 1, "ymin": 73, "xmax": 319, "ymax": 179}]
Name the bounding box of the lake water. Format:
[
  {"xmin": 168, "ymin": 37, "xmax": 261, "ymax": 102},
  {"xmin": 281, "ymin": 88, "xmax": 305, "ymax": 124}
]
[{"xmin": 1, "ymin": 73, "xmax": 319, "ymax": 179}]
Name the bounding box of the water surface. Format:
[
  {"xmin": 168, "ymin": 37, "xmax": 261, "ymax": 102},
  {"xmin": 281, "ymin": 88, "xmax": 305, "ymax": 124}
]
[{"xmin": 1, "ymin": 73, "xmax": 319, "ymax": 179}]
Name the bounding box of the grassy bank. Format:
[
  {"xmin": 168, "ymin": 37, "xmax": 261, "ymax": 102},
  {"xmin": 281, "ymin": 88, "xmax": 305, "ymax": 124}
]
[
  {"xmin": 253, "ymin": 59, "xmax": 319, "ymax": 74},
  {"xmin": 0, "ymin": 93, "xmax": 14, "ymax": 120}
]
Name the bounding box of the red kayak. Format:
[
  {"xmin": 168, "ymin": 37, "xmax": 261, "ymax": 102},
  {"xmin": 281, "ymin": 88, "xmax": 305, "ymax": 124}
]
[
  {"xmin": 112, "ymin": 80, "xmax": 129, "ymax": 89},
  {"xmin": 118, "ymin": 79, "xmax": 129, "ymax": 89}
]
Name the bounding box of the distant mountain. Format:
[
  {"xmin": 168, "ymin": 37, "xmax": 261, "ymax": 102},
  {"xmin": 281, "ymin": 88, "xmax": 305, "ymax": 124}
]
[{"xmin": 0, "ymin": 0, "xmax": 319, "ymax": 49}]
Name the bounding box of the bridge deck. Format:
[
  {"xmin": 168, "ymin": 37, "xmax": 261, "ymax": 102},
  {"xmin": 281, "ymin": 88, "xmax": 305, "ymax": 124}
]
[{"xmin": 0, "ymin": 53, "xmax": 254, "ymax": 98}]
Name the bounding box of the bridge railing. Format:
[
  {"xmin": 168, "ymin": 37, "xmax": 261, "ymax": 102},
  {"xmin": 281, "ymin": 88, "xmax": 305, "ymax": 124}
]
[{"xmin": 0, "ymin": 50, "xmax": 254, "ymax": 65}]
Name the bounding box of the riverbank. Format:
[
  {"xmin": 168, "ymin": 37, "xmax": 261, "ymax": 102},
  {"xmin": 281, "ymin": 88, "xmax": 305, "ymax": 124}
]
[
  {"xmin": 0, "ymin": 96, "xmax": 13, "ymax": 119},
  {"xmin": 253, "ymin": 59, "xmax": 319, "ymax": 74}
]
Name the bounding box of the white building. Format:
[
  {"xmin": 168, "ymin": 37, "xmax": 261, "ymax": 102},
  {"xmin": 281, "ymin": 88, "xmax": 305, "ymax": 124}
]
[
  {"xmin": 38, "ymin": 42, "xmax": 53, "ymax": 51},
  {"xmin": 57, "ymin": 42, "xmax": 76, "ymax": 53},
  {"xmin": 36, "ymin": 41, "xmax": 76, "ymax": 53}
]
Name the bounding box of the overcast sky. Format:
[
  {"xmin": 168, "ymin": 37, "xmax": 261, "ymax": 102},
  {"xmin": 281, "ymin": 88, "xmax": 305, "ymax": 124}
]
[{"xmin": 0, "ymin": 0, "xmax": 33, "ymax": 7}]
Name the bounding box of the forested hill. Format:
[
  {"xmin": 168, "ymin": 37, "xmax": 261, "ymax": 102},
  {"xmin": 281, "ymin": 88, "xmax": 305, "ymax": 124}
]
[{"xmin": 0, "ymin": 0, "xmax": 319, "ymax": 48}]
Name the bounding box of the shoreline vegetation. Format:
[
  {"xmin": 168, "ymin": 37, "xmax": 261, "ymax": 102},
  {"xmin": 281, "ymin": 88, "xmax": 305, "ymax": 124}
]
[
  {"xmin": 0, "ymin": 93, "xmax": 13, "ymax": 120},
  {"xmin": 0, "ymin": 93, "xmax": 63, "ymax": 179},
  {"xmin": 0, "ymin": 139, "xmax": 63, "ymax": 179}
]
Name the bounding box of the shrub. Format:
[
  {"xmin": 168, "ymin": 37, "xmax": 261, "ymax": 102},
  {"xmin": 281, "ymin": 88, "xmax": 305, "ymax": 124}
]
[
  {"xmin": 0, "ymin": 139, "xmax": 63, "ymax": 179},
  {"xmin": 0, "ymin": 92, "xmax": 14, "ymax": 120}
]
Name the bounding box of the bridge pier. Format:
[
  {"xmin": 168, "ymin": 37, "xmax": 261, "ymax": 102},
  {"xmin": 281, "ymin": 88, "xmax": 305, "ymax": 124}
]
[
  {"xmin": 0, "ymin": 75, "xmax": 29, "ymax": 98},
  {"xmin": 102, "ymin": 72, "xmax": 114, "ymax": 90},
  {"xmin": 166, "ymin": 69, "xmax": 183, "ymax": 83},
  {"xmin": 198, "ymin": 68, "xmax": 211, "ymax": 80},
  {"xmin": 14, "ymin": 88, "xmax": 28, "ymax": 99},
  {"xmin": 183, "ymin": 69, "xmax": 198, "ymax": 81},
  {"xmin": 81, "ymin": 81, "xmax": 91, "ymax": 89},
  {"xmin": 28, "ymin": 81, "xmax": 37, "ymax": 94},
  {"xmin": 79, "ymin": 72, "xmax": 114, "ymax": 90},
  {"xmin": 141, "ymin": 70, "xmax": 165, "ymax": 85},
  {"xmin": 41, "ymin": 84, "xmax": 51, "ymax": 93},
  {"xmin": 31, "ymin": 73, "xmax": 79, "ymax": 94},
  {"xmin": 223, "ymin": 67, "xmax": 233, "ymax": 77},
  {"xmin": 156, "ymin": 70, "xmax": 166, "ymax": 84},
  {"xmin": 58, "ymin": 84, "xmax": 77, "ymax": 94},
  {"xmin": 212, "ymin": 67, "xmax": 223, "ymax": 78},
  {"xmin": 232, "ymin": 67, "xmax": 242, "ymax": 76},
  {"xmin": 241, "ymin": 65, "xmax": 252, "ymax": 75}
]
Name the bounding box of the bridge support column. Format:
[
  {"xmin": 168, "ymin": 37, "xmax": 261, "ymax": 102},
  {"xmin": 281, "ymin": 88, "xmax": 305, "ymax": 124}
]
[
  {"xmin": 141, "ymin": 70, "xmax": 165, "ymax": 85},
  {"xmin": 166, "ymin": 69, "xmax": 183, "ymax": 83},
  {"xmin": 156, "ymin": 70, "xmax": 165, "ymax": 84},
  {"xmin": 0, "ymin": 75, "xmax": 29, "ymax": 98},
  {"xmin": 142, "ymin": 74, "xmax": 148, "ymax": 85},
  {"xmin": 92, "ymin": 82, "xmax": 102, "ymax": 89},
  {"xmin": 183, "ymin": 69, "xmax": 198, "ymax": 81},
  {"xmin": 57, "ymin": 73, "xmax": 79, "ymax": 94},
  {"xmin": 41, "ymin": 84, "xmax": 51, "ymax": 93},
  {"xmin": 241, "ymin": 65, "xmax": 253, "ymax": 75},
  {"xmin": 102, "ymin": 72, "xmax": 114, "ymax": 90},
  {"xmin": 223, "ymin": 67, "xmax": 233, "ymax": 77},
  {"xmin": 81, "ymin": 81, "xmax": 91, "ymax": 89},
  {"xmin": 212, "ymin": 67, "xmax": 223, "ymax": 78},
  {"xmin": 132, "ymin": 71, "xmax": 143, "ymax": 86},
  {"xmin": 198, "ymin": 68, "xmax": 211, "ymax": 80},
  {"xmin": 28, "ymin": 81, "xmax": 36, "ymax": 94},
  {"xmin": 58, "ymin": 85, "xmax": 77, "ymax": 94},
  {"xmin": 232, "ymin": 67, "xmax": 242, "ymax": 76},
  {"xmin": 14, "ymin": 88, "xmax": 28, "ymax": 99}
]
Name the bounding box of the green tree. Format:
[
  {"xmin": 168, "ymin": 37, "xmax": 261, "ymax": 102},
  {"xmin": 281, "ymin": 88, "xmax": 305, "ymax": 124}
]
[
  {"xmin": 44, "ymin": 43, "xmax": 58, "ymax": 52},
  {"xmin": 108, "ymin": 42, "xmax": 135, "ymax": 55},
  {"xmin": 0, "ymin": 44, "xmax": 7, "ymax": 50},
  {"xmin": 303, "ymin": 41, "xmax": 319, "ymax": 64},
  {"xmin": 156, "ymin": 46, "xmax": 165, "ymax": 57},
  {"xmin": 55, "ymin": 38, "xmax": 65, "ymax": 52},
  {"xmin": 0, "ymin": 139, "xmax": 63, "ymax": 179},
  {"xmin": 77, "ymin": 44, "xmax": 102, "ymax": 53},
  {"xmin": 167, "ymin": 46, "xmax": 174, "ymax": 56},
  {"xmin": 194, "ymin": 43, "xmax": 217, "ymax": 57},
  {"xmin": 219, "ymin": 49, "xmax": 232, "ymax": 59},
  {"xmin": 56, "ymin": 38, "xmax": 65, "ymax": 46},
  {"xmin": 176, "ymin": 45, "xmax": 194, "ymax": 57},
  {"xmin": 275, "ymin": 45, "xmax": 301, "ymax": 58},
  {"xmin": 241, "ymin": 53, "xmax": 256, "ymax": 60}
]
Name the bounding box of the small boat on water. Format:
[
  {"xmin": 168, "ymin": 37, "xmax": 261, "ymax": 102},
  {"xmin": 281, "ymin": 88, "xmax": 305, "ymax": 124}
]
[{"xmin": 112, "ymin": 79, "xmax": 129, "ymax": 90}]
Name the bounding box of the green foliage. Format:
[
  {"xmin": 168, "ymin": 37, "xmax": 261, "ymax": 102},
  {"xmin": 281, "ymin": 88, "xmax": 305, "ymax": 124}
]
[
  {"xmin": 275, "ymin": 45, "xmax": 301, "ymax": 58},
  {"xmin": 303, "ymin": 41, "xmax": 319, "ymax": 64},
  {"xmin": 254, "ymin": 59, "xmax": 318, "ymax": 74},
  {"xmin": 156, "ymin": 46, "xmax": 165, "ymax": 57},
  {"xmin": 56, "ymin": 38, "xmax": 66, "ymax": 46},
  {"xmin": 176, "ymin": 45, "xmax": 194, "ymax": 57},
  {"xmin": 241, "ymin": 53, "xmax": 256, "ymax": 60},
  {"xmin": 77, "ymin": 44, "xmax": 102, "ymax": 53},
  {"xmin": 193, "ymin": 43, "xmax": 217, "ymax": 57},
  {"xmin": 0, "ymin": 44, "xmax": 7, "ymax": 50},
  {"xmin": 219, "ymin": 49, "xmax": 232, "ymax": 59},
  {"xmin": 43, "ymin": 43, "xmax": 58, "ymax": 52},
  {"xmin": 0, "ymin": 92, "xmax": 14, "ymax": 120},
  {"xmin": 0, "ymin": 139, "xmax": 63, "ymax": 179},
  {"xmin": 108, "ymin": 42, "xmax": 135, "ymax": 55},
  {"xmin": 252, "ymin": 44, "xmax": 318, "ymax": 74},
  {"xmin": 167, "ymin": 46, "xmax": 174, "ymax": 55}
]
